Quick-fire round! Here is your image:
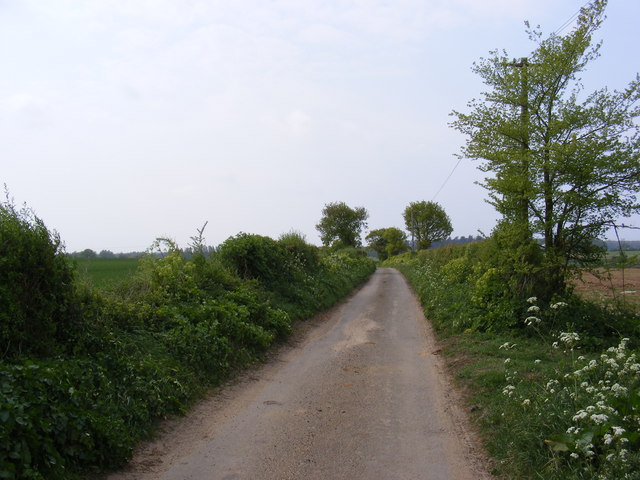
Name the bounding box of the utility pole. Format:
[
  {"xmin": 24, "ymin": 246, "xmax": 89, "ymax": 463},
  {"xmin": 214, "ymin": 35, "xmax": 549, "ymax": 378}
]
[
  {"xmin": 410, "ymin": 211, "xmax": 415, "ymax": 252},
  {"xmin": 505, "ymin": 57, "xmax": 531, "ymax": 236}
]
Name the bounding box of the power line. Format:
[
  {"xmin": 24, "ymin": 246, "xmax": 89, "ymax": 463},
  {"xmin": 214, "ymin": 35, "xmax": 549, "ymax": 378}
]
[
  {"xmin": 429, "ymin": 3, "xmax": 588, "ymax": 204},
  {"xmin": 431, "ymin": 157, "xmax": 462, "ymax": 202},
  {"xmin": 554, "ymin": 9, "xmax": 580, "ymax": 35},
  {"xmin": 554, "ymin": 1, "xmax": 591, "ymax": 35}
]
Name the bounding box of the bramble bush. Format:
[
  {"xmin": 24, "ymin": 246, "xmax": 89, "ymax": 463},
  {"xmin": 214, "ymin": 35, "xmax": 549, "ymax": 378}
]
[{"xmin": 0, "ymin": 197, "xmax": 375, "ymax": 479}]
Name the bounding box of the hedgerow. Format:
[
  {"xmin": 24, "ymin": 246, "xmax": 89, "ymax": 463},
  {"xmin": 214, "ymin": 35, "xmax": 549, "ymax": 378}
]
[
  {"xmin": 384, "ymin": 242, "xmax": 640, "ymax": 479},
  {"xmin": 0, "ymin": 199, "xmax": 375, "ymax": 479}
]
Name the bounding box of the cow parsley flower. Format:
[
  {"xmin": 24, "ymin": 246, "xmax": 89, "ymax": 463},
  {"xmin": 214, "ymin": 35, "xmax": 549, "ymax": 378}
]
[
  {"xmin": 590, "ymin": 414, "xmax": 609, "ymax": 424},
  {"xmin": 525, "ymin": 316, "xmax": 541, "ymax": 325},
  {"xmin": 559, "ymin": 332, "xmax": 580, "ymax": 348},
  {"xmin": 550, "ymin": 301, "xmax": 568, "ymax": 309},
  {"xmin": 573, "ymin": 410, "xmax": 588, "ymax": 421},
  {"xmin": 613, "ymin": 426, "xmax": 626, "ymax": 436}
]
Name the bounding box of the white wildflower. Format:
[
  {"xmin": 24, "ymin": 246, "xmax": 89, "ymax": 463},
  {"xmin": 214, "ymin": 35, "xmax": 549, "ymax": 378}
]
[
  {"xmin": 550, "ymin": 301, "xmax": 568, "ymax": 309},
  {"xmin": 527, "ymin": 305, "xmax": 540, "ymax": 313},
  {"xmin": 524, "ymin": 316, "xmax": 541, "ymax": 325},
  {"xmin": 573, "ymin": 410, "xmax": 588, "ymax": 421},
  {"xmin": 559, "ymin": 332, "xmax": 580, "ymax": 346},
  {"xmin": 590, "ymin": 414, "xmax": 609, "ymax": 425},
  {"xmin": 613, "ymin": 426, "xmax": 626, "ymax": 436},
  {"xmin": 611, "ymin": 383, "xmax": 628, "ymax": 397},
  {"xmin": 502, "ymin": 385, "xmax": 515, "ymax": 397},
  {"xmin": 526, "ymin": 296, "xmax": 537, "ymax": 304}
]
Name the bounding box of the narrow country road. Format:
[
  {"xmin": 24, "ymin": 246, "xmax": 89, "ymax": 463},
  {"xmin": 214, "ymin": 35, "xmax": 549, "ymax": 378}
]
[{"xmin": 101, "ymin": 268, "xmax": 490, "ymax": 480}]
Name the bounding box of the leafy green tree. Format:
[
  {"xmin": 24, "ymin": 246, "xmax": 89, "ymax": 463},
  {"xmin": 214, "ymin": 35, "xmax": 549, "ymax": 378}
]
[
  {"xmin": 316, "ymin": 202, "xmax": 369, "ymax": 248},
  {"xmin": 366, "ymin": 227, "xmax": 408, "ymax": 260},
  {"xmin": 383, "ymin": 227, "xmax": 409, "ymax": 258},
  {"xmin": 403, "ymin": 201, "xmax": 453, "ymax": 250},
  {"xmin": 366, "ymin": 229, "xmax": 388, "ymax": 259},
  {"xmin": 450, "ymin": 0, "xmax": 640, "ymax": 298}
]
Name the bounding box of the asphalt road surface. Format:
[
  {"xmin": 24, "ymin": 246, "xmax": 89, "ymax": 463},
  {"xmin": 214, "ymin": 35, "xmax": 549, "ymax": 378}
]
[{"xmin": 102, "ymin": 268, "xmax": 490, "ymax": 480}]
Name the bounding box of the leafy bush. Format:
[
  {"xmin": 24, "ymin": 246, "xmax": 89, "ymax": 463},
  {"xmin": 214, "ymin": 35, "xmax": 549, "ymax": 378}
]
[
  {"xmin": 217, "ymin": 233, "xmax": 296, "ymax": 290},
  {"xmin": 386, "ymin": 240, "xmax": 639, "ymax": 341},
  {"xmin": 278, "ymin": 230, "xmax": 320, "ymax": 273},
  {"xmin": 0, "ymin": 348, "xmax": 192, "ymax": 480},
  {"xmin": 0, "ymin": 196, "xmax": 79, "ymax": 358}
]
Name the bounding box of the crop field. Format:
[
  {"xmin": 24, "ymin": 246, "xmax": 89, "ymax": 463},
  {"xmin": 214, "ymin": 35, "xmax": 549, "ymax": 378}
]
[
  {"xmin": 573, "ymin": 267, "xmax": 640, "ymax": 307},
  {"xmin": 73, "ymin": 257, "xmax": 140, "ymax": 289}
]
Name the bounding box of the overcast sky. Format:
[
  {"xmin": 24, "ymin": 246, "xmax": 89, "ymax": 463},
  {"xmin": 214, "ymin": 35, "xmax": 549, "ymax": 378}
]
[{"xmin": 2, "ymin": 0, "xmax": 639, "ymax": 252}]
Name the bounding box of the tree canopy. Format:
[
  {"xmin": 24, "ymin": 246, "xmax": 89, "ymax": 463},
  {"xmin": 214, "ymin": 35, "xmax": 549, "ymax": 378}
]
[
  {"xmin": 366, "ymin": 227, "xmax": 409, "ymax": 260},
  {"xmin": 450, "ymin": 0, "xmax": 640, "ymax": 298},
  {"xmin": 403, "ymin": 201, "xmax": 453, "ymax": 250},
  {"xmin": 316, "ymin": 202, "xmax": 369, "ymax": 249}
]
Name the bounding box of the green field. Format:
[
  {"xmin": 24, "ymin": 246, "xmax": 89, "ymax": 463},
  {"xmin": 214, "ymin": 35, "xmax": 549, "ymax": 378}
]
[
  {"xmin": 73, "ymin": 257, "xmax": 140, "ymax": 288},
  {"xmin": 604, "ymin": 250, "xmax": 640, "ymax": 267}
]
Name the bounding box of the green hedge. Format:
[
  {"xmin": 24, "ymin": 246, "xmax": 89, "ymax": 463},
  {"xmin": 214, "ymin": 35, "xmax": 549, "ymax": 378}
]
[
  {"xmin": 0, "ymin": 202, "xmax": 375, "ymax": 479},
  {"xmin": 385, "ymin": 244, "xmax": 640, "ymax": 479}
]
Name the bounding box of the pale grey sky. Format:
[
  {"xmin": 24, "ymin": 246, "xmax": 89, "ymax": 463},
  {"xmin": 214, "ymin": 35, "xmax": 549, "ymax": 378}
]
[{"xmin": 2, "ymin": 0, "xmax": 639, "ymax": 252}]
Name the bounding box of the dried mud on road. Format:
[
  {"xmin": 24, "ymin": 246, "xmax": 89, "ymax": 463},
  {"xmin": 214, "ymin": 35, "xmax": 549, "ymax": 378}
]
[{"xmin": 97, "ymin": 268, "xmax": 492, "ymax": 480}]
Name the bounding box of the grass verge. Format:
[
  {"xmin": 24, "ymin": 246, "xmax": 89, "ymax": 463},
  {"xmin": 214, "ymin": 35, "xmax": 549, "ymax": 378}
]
[{"xmin": 385, "ymin": 248, "xmax": 639, "ymax": 480}]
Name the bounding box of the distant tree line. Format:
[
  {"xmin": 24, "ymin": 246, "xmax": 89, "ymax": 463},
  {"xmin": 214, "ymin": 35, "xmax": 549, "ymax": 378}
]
[{"xmin": 68, "ymin": 249, "xmax": 145, "ymax": 259}]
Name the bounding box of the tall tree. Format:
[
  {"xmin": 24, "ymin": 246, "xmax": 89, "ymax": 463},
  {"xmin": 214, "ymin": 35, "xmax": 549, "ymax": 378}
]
[
  {"xmin": 316, "ymin": 202, "xmax": 369, "ymax": 248},
  {"xmin": 450, "ymin": 0, "xmax": 640, "ymax": 298},
  {"xmin": 403, "ymin": 201, "xmax": 453, "ymax": 250}
]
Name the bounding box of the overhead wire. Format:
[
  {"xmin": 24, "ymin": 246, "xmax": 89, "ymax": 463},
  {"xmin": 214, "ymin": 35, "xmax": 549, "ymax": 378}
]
[
  {"xmin": 554, "ymin": 1, "xmax": 592, "ymax": 35},
  {"xmin": 429, "ymin": 3, "xmax": 589, "ymax": 203},
  {"xmin": 430, "ymin": 157, "xmax": 462, "ymax": 202}
]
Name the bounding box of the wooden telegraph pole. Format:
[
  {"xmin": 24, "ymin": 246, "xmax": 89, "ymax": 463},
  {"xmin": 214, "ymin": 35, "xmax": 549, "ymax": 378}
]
[{"xmin": 506, "ymin": 57, "xmax": 531, "ymax": 235}]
